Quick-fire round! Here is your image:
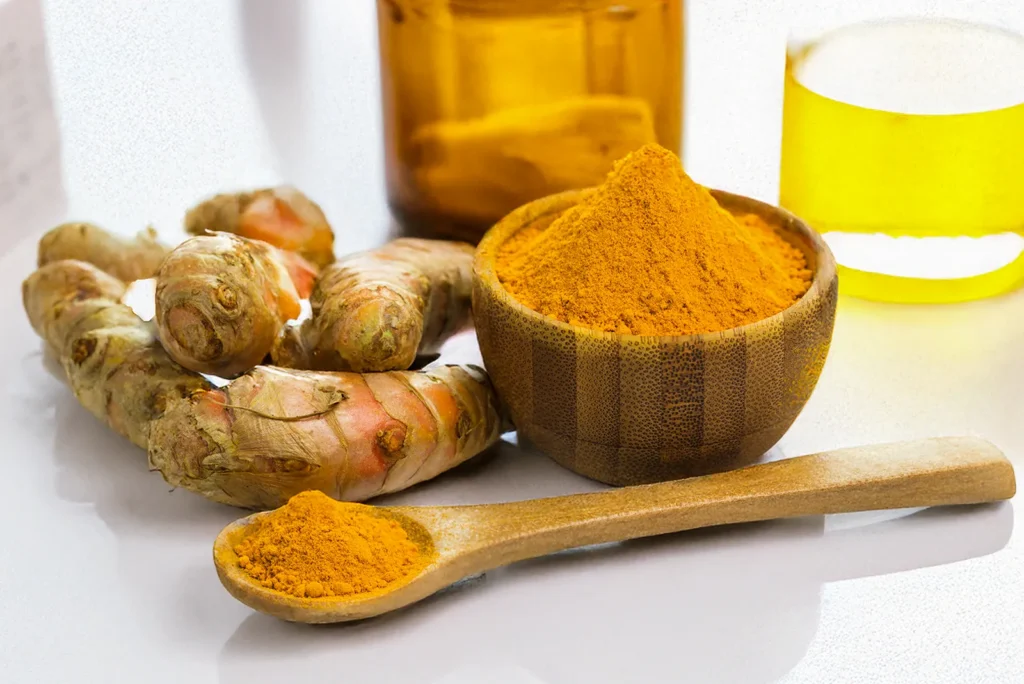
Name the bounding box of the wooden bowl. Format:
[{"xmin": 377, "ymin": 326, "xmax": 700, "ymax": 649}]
[{"xmin": 472, "ymin": 189, "xmax": 839, "ymax": 485}]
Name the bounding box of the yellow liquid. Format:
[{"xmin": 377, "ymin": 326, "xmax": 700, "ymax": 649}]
[{"xmin": 780, "ymin": 20, "xmax": 1024, "ymax": 303}]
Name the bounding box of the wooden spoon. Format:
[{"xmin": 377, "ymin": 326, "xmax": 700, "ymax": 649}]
[{"xmin": 214, "ymin": 437, "xmax": 1015, "ymax": 623}]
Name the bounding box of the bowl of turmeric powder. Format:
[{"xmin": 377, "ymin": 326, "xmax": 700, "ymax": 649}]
[{"xmin": 472, "ymin": 144, "xmax": 838, "ymax": 485}]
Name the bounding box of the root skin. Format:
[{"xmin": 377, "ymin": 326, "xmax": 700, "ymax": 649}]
[
  {"xmin": 272, "ymin": 238, "xmax": 474, "ymax": 372},
  {"xmin": 185, "ymin": 186, "xmax": 335, "ymax": 268},
  {"xmin": 148, "ymin": 364, "xmax": 503, "ymax": 509},
  {"xmin": 24, "ymin": 260, "xmax": 504, "ymax": 510},
  {"xmin": 23, "ymin": 260, "xmax": 212, "ymax": 448},
  {"xmin": 154, "ymin": 234, "xmax": 303, "ymax": 378},
  {"xmin": 38, "ymin": 223, "xmax": 169, "ymax": 282}
]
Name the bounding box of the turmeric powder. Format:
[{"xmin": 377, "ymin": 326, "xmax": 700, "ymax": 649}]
[
  {"xmin": 234, "ymin": 491, "xmax": 430, "ymax": 598},
  {"xmin": 496, "ymin": 144, "xmax": 812, "ymax": 336}
]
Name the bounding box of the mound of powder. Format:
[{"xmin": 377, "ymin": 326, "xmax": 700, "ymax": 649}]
[
  {"xmin": 234, "ymin": 491, "xmax": 429, "ymax": 599},
  {"xmin": 496, "ymin": 144, "xmax": 811, "ymax": 335}
]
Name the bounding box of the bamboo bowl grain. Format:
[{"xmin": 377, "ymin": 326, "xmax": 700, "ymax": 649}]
[{"xmin": 472, "ymin": 189, "xmax": 839, "ymax": 486}]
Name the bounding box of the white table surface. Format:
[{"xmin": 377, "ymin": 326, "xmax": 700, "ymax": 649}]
[{"xmin": 1, "ymin": 1, "xmax": 1022, "ymax": 682}]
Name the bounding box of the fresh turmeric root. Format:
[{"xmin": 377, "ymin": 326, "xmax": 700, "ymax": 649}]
[
  {"xmin": 24, "ymin": 259, "xmax": 504, "ymax": 509},
  {"xmin": 149, "ymin": 363, "xmax": 502, "ymax": 508},
  {"xmin": 185, "ymin": 186, "xmax": 336, "ymax": 268},
  {"xmin": 24, "ymin": 260, "xmax": 212, "ymax": 449},
  {"xmin": 38, "ymin": 222, "xmax": 169, "ymax": 282},
  {"xmin": 154, "ymin": 233, "xmax": 314, "ymax": 378},
  {"xmin": 272, "ymin": 238, "xmax": 475, "ymax": 372}
]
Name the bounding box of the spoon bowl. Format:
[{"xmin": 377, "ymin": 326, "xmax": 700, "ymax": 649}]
[
  {"xmin": 214, "ymin": 437, "xmax": 1014, "ymax": 623},
  {"xmin": 215, "ymin": 506, "xmax": 442, "ymax": 623}
]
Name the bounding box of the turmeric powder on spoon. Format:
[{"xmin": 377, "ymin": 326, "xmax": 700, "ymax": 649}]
[
  {"xmin": 233, "ymin": 491, "xmax": 431, "ymax": 599},
  {"xmin": 496, "ymin": 144, "xmax": 812, "ymax": 335}
]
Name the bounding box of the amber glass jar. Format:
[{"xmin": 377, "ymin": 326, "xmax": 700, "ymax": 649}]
[{"xmin": 377, "ymin": 0, "xmax": 684, "ymax": 241}]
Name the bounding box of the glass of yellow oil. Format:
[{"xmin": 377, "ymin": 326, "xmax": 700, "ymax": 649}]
[{"xmin": 780, "ymin": 18, "xmax": 1024, "ymax": 303}]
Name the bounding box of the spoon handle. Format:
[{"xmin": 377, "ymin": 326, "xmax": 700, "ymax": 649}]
[{"xmin": 464, "ymin": 437, "xmax": 1015, "ymax": 561}]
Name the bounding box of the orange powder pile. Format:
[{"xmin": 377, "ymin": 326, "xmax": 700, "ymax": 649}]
[
  {"xmin": 234, "ymin": 491, "xmax": 429, "ymax": 599},
  {"xmin": 496, "ymin": 144, "xmax": 812, "ymax": 335}
]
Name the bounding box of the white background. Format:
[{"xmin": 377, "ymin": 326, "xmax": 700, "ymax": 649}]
[{"xmin": 0, "ymin": 1, "xmax": 1022, "ymax": 682}]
